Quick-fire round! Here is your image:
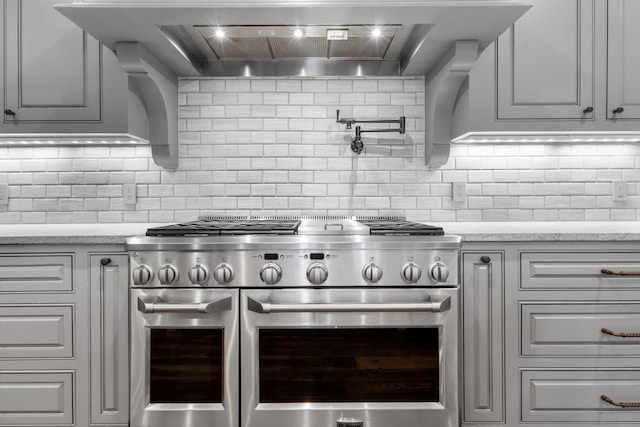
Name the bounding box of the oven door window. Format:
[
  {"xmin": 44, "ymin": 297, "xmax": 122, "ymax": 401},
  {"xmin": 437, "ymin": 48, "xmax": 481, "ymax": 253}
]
[
  {"xmin": 150, "ymin": 328, "xmax": 224, "ymax": 403},
  {"xmin": 258, "ymin": 328, "xmax": 439, "ymax": 403}
]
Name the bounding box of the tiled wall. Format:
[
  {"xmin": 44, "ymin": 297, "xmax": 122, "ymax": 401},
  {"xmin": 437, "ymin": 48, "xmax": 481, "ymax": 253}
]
[{"xmin": 1, "ymin": 76, "xmax": 639, "ymax": 224}]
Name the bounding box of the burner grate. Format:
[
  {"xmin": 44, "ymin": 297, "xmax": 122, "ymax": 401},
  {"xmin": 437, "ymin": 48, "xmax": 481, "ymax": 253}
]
[{"xmin": 146, "ymin": 219, "xmax": 300, "ymax": 236}]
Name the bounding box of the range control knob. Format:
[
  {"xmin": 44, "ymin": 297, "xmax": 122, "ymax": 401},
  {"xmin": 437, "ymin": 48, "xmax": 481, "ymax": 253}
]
[
  {"xmin": 157, "ymin": 264, "xmax": 179, "ymax": 285},
  {"xmin": 260, "ymin": 263, "xmax": 282, "ymax": 285},
  {"xmin": 401, "ymin": 262, "xmax": 422, "ymax": 283},
  {"xmin": 213, "ymin": 263, "xmax": 234, "ymax": 284},
  {"xmin": 429, "ymin": 262, "xmax": 450, "ymax": 283},
  {"xmin": 363, "ymin": 262, "xmax": 383, "ymax": 283},
  {"xmin": 188, "ymin": 264, "xmax": 209, "ymax": 285},
  {"xmin": 132, "ymin": 265, "xmax": 153, "ymax": 286},
  {"xmin": 307, "ymin": 262, "xmax": 328, "ymax": 284}
]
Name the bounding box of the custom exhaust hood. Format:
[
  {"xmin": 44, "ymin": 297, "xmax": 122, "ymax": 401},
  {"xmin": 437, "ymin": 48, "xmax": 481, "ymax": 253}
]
[{"xmin": 56, "ymin": 0, "xmax": 532, "ymax": 169}]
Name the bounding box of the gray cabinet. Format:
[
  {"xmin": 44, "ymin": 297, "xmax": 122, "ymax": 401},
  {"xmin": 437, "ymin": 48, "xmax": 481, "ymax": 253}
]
[
  {"xmin": 497, "ymin": 0, "xmax": 594, "ymax": 120},
  {"xmin": 89, "ymin": 253, "xmax": 129, "ymax": 425},
  {"xmin": 0, "ymin": 0, "xmax": 128, "ymax": 134},
  {"xmin": 607, "ymin": 0, "xmax": 640, "ymax": 119},
  {"xmin": 0, "ymin": 245, "xmax": 129, "ymax": 427},
  {"xmin": 461, "ymin": 241, "xmax": 640, "ymax": 427},
  {"xmin": 456, "ymin": 0, "xmax": 640, "ymax": 137},
  {"xmin": 461, "ymin": 250, "xmax": 504, "ymax": 423}
]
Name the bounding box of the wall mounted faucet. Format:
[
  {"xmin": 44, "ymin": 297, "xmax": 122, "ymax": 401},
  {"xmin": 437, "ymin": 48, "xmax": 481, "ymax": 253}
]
[{"xmin": 336, "ymin": 109, "xmax": 406, "ymax": 154}]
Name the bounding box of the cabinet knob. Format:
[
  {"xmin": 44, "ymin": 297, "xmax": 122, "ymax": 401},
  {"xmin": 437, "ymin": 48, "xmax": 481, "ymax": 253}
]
[
  {"xmin": 4, "ymin": 109, "xmax": 16, "ymax": 116},
  {"xmin": 480, "ymin": 256, "xmax": 491, "ymax": 264},
  {"xmin": 613, "ymin": 107, "xmax": 624, "ymax": 114},
  {"xmin": 100, "ymin": 258, "xmax": 112, "ymax": 266},
  {"xmin": 582, "ymin": 106, "xmax": 593, "ymax": 114}
]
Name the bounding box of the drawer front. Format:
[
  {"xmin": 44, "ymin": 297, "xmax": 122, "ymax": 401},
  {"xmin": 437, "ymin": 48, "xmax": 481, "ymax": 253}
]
[
  {"xmin": 0, "ymin": 305, "xmax": 74, "ymax": 358},
  {"xmin": 522, "ymin": 369, "xmax": 640, "ymax": 423},
  {"xmin": 0, "ymin": 255, "xmax": 73, "ymax": 292},
  {"xmin": 521, "ymin": 252, "xmax": 640, "ymax": 289},
  {"xmin": 521, "ymin": 302, "xmax": 640, "ymax": 356},
  {"xmin": 0, "ymin": 371, "xmax": 73, "ymax": 425}
]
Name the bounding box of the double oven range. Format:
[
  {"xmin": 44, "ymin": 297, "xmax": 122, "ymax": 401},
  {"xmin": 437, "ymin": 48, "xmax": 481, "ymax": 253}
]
[{"xmin": 126, "ymin": 216, "xmax": 461, "ymax": 427}]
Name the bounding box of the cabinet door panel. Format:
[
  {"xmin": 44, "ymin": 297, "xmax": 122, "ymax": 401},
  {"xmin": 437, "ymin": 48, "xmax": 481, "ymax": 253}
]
[
  {"xmin": 89, "ymin": 254, "xmax": 129, "ymax": 424},
  {"xmin": 497, "ymin": 0, "xmax": 594, "ymax": 119},
  {"xmin": 462, "ymin": 252, "xmax": 504, "ymax": 423},
  {"xmin": 0, "ymin": 371, "xmax": 74, "ymax": 425},
  {"xmin": 0, "ymin": 305, "xmax": 73, "ymax": 358},
  {"xmin": 522, "ymin": 370, "xmax": 640, "ymax": 423},
  {"xmin": 607, "ymin": 0, "xmax": 640, "ymax": 119},
  {"xmin": 3, "ymin": 0, "xmax": 101, "ymax": 122},
  {"xmin": 521, "ymin": 302, "xmax": 640, "ymax": 356}
]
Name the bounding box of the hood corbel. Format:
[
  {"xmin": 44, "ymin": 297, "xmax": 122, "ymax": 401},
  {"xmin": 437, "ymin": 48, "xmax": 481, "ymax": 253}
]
[
  {"xmin": 425, "ymin": 40, "xmax": 479, "ymax": 168},
  {"xmin": 116, "ymin": 42, "xmax": 179, "ymax": 170}
]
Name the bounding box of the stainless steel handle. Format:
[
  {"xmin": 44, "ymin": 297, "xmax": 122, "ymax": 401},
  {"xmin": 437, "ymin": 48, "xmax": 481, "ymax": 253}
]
[
  {"xmin": 247, "ymin": 296, "xmax": 451, "ymax": 314},
  {"xmin": 137, "ymin": 296, "xmax": 231, "ymax": 314}
]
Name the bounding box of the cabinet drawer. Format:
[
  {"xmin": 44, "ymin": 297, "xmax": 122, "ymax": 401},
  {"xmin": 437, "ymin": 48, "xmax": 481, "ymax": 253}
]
[
  {"xmin": 0, "ymin": 371, "xmax": 73, "ymax": 425},
  {"xmin": 522, "ymin": 369, "xmax": 640, "ymax": 423},
  {"xmin": 521, "ymin": 302, "xmax": 640, "ymax": 356},
  {"xmin": 521, "ymin": 252, "xmax": 640, "ymax": 289},
  {"xmin": 0, "ymin": 255, "xmax": 73, "ymax": 292},
  {"xmin": 0, "ymin": 305, "xmax": 74, "ymax": 358}
]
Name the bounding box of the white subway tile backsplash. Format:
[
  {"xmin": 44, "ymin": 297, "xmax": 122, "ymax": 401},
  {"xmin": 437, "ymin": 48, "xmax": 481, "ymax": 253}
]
[{"xmin": 3, "ymin": 75, "xmax": 640, "ymax": 223}]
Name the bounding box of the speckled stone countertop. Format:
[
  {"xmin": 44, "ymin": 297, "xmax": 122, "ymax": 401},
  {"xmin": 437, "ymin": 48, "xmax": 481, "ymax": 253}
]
[
  {"xmin": 435, "ymin": 221, "xmax": 640, "ymax": 242},
  {"xmin": 0, "ymin": 223, "xmax": 167, "ymax": 245},
  {"xmin": 0, "ymin": 222, "xmax": 639, "ymax": 245}
]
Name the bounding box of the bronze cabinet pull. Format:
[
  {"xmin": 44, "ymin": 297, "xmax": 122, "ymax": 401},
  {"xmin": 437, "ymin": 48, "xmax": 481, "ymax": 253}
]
[
  {"xmin": 601, "ymin": 268, "xmax": 640, "ymax": 276},
  {"xmin": 601, "ymin": 328, "xmax": 640, "ymax": 338},
  {"xmin": 601, "ymin": 394, "xmax": 640, "ymax": 408}
]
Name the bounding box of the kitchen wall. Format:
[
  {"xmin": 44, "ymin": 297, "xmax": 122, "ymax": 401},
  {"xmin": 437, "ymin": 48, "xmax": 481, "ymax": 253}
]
[{"xmin": 1, "ymin": 75, "xmax": 639, "ymax": 224}]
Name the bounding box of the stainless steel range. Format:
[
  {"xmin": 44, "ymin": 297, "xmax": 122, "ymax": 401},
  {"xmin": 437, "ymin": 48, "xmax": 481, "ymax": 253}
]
[{"xmin": 126, "ymin": 216, "xmax": 461, "ymax": 427}]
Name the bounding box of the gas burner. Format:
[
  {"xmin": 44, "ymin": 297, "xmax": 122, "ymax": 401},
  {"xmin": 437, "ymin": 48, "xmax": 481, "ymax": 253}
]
[
  {"xmin": 356, "ymin": 218, "xmax": 444, "ymax": 236},
  {"xmin": 146, "ymin": 219, "xmax": 300, "ymax": 236}
]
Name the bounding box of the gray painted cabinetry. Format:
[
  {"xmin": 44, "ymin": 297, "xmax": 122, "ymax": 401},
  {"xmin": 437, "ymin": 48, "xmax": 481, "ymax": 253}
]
[
  {"xmin": 0, "ymin": 0, "xmax": 129, "ymax": 135},
  {"xmin": 0, "ymin": 245, "xmax": 128, "ymax": 427},
  {"xmin": 462, "ymin": 241, "xmax": 640, "ymax": 427},
  {"xmin": 455, "ymin": 0, "xmax": 640, "ymax": 136}
]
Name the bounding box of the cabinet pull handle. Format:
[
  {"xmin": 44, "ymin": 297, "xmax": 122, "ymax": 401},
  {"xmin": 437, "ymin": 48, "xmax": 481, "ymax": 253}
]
[
  {"xmin": 601, "ymin": 394, "xmax": 640, "ymax": 408},
  {"xmin": 601, "ymin": 327, "xmax": 640, "ymax": 338},
  {"xmin": 4, "ymin": 109, "xmax": 16, "ymax": 116},
  {"xmin": 582, "ymin": 106, "xmax": 593, "ymax": 114},
  {"xmin": 480, "ymin": 256, "xmax": 491, "ymax": 264},
  {"xmin": 100, "ymin": 258, "xmax": 112, "ymax": 266},
  {"xmin": 612, "ymin": 107, "xmax": 625, "ymax": 114},
  {"xmin": 601, "ymin": 268, "xmax": 640, "ymax": 276}
]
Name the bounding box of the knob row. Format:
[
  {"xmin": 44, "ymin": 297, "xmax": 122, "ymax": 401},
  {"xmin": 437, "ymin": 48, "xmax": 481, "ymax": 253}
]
[{"xmin": 132, "ymin": 261, "xmax": 449, "ymax": 286}]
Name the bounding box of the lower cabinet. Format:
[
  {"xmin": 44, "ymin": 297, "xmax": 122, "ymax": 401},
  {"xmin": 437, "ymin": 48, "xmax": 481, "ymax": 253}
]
[
  {"xmin": 0, "ymin": 245, "xmax": 129, "ymax": 427},
  {"xmin": 462, "ymin": 241, "xmax": 640, "ymax": 427},
  {"xmin": 89, "ymin": 253, "xmax": 129, "ymax": 425}
]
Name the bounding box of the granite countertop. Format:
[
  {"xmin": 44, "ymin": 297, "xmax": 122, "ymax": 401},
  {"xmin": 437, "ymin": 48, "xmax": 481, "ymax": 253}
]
[
  {"xmin": 435, "ymin": 221, "xmax": 640, "ymax": 242},
  {"xmin": 0, "ymin": 221, "xmax": 639, "ymax": 244}
]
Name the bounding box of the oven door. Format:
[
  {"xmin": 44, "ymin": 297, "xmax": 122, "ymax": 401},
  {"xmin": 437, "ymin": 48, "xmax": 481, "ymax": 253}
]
[
  {"xmin": 130, "ymin": 288, "xmax": 239, "ymax": 427},
  {"xmin": 241, "ymin": 287, "xmax": 458, "ymax": 427}
]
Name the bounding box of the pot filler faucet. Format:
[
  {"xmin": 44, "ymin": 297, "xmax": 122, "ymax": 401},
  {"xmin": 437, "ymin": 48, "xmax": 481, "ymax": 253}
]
[{"xmin": 336, "ymin": 109, "xmax": 406, "ymax": 154}]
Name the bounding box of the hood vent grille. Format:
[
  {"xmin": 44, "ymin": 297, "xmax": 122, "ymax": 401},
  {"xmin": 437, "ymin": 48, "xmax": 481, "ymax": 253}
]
[{"xmin": 196, "ymin": 25, "xmax": 399, "ymax": 61}]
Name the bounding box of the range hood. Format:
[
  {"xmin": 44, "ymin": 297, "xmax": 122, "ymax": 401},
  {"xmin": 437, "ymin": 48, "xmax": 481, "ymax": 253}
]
[{"xmin": 56, "ymin": 0, "xmax": 532, "ymax": 169}]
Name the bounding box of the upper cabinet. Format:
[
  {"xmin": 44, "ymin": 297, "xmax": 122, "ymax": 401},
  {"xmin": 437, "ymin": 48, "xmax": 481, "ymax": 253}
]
[
  {"xmin": 496, "ymin": 0, "xmax": 594, "ymax": 120},
  {"xmin": 607, "ymin": 0, "xmax": 640, "ymax": 119},
  {"xmin": 454, "ymin": 0, "xmax": 640, "ymax": 138},
  {"xmin": 0, "ymin": 0, "xmax": 130, "ymax": 134}
]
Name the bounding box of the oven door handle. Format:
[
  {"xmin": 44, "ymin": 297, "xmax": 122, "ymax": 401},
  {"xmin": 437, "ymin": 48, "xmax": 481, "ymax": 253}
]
[
  {"xmin": 137, "ymin": 296, "xmax": 232, "ymax": 314},
  {"xmin": 247, "ymin": 296, "xmax": 451, "ymax": 314}
]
